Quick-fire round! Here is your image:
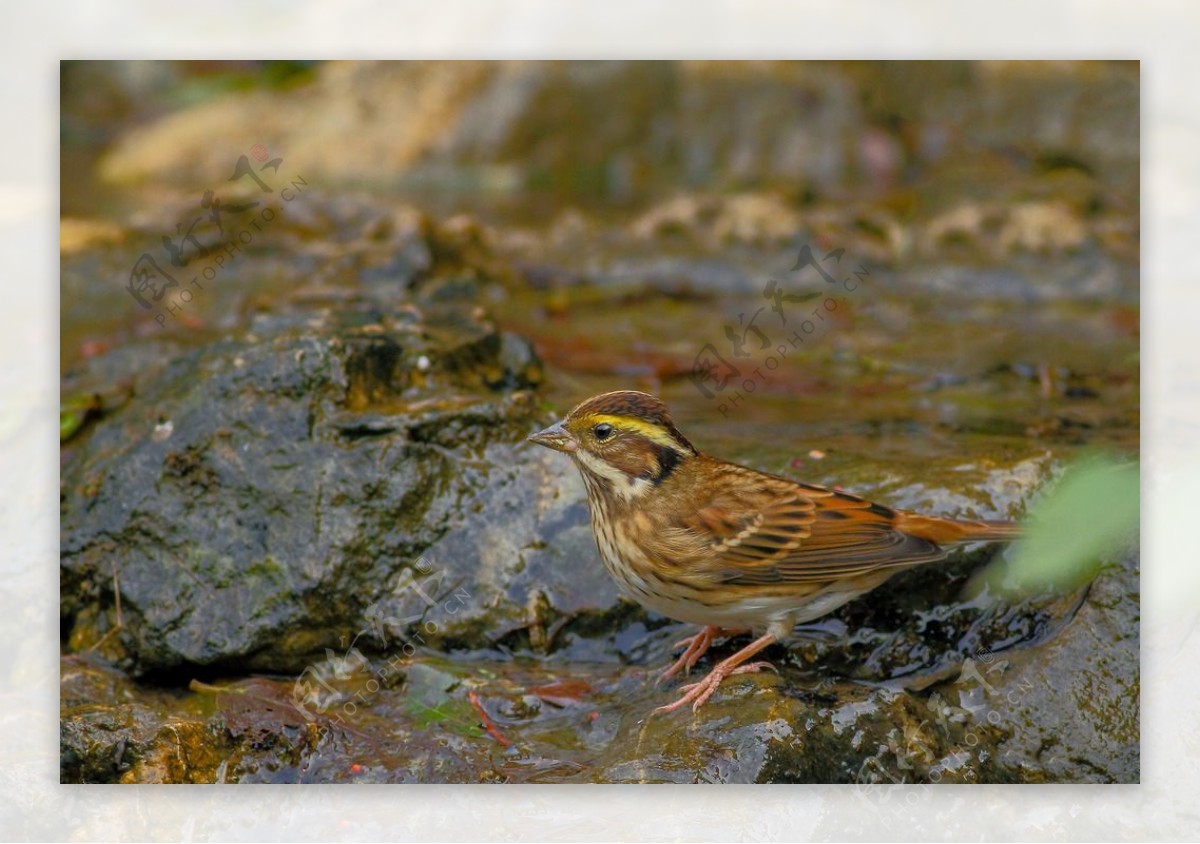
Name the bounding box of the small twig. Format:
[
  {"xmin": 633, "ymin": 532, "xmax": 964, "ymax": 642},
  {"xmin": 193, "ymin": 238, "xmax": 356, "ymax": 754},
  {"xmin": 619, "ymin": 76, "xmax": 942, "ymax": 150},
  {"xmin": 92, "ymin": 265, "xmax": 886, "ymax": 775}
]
[
  {"xmin": 188, "ymin": 679, "xmax": 243, "ymax": 695},
  {"xmin": 543, "ymin": 612, "xmax": 577, "ymax": 653},
  {"xmin": 467, "ymin": 690, "xmax": 511, "ymax": 747},
  {"xmin": 87, "ymin": 561, "xmax": 124, "ymax": 653}
]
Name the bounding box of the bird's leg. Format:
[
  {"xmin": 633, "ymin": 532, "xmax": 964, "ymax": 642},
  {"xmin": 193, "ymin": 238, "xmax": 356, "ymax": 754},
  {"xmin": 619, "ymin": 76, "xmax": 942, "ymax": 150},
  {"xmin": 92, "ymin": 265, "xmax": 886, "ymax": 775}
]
[
  {"xmin": 654, "ymin": 632, "xmax": 778, "ymax": 714},
  {"xmin": 657, "ymin": 626, "xmax": 749, "ymax": 684}
]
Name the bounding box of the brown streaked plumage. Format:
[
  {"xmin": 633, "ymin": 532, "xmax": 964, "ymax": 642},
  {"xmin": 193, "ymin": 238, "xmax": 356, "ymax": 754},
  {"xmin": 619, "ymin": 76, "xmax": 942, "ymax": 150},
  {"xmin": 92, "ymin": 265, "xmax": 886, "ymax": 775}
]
[{"xmin": 528, "ymin": 390, "xmax": 1021, "ymax": 713}]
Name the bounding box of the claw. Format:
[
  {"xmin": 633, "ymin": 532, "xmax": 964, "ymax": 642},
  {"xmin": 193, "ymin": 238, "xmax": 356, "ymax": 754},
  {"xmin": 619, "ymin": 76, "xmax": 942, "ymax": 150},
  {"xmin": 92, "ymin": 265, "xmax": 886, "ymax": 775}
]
[
  {"xmin": 656, "ymin": 625, "xmax": 717, "ymax": 685},
  {"xmin": 652, "ymin": 633, "xmax": 778, "ymax": 714},
  {"xmin": 728, "ymin": 660, "xmax": 777, "ymax": 677},
  {"xmin": 670, "ymin": 634, "xmax": 699, "ymax": 652},
  {"xmin": 656, "ymin": 626, "xmax": 751, "ymax": 685}
]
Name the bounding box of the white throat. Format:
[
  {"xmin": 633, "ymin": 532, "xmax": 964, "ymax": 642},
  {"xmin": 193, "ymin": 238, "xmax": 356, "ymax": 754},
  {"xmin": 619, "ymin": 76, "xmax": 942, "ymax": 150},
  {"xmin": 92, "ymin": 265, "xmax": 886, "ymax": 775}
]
[{"xmin": 573, "ymin": 449, "xmax": 653, "ymax": 502}]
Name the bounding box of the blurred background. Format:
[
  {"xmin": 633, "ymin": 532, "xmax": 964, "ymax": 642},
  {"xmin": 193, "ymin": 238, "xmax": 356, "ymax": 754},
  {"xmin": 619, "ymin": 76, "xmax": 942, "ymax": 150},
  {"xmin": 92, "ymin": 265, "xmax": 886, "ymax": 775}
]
[{"xmin": 60, "ymin": 59, "xmax": 1138, "ymax": 449}]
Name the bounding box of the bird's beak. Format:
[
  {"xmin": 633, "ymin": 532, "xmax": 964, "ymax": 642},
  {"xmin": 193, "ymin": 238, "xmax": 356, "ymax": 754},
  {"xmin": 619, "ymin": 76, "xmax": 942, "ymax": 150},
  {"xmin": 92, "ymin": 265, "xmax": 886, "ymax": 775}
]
[{"xmin": 527, "ymin": 420, "xmax": 577, "ymax": 453}]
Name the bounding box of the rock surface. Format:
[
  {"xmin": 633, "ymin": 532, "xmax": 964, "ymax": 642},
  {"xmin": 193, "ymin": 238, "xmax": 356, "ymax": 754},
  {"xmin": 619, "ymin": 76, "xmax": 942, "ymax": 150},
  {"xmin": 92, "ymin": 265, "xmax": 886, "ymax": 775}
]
[{"xmin": 61, "ymin": 540, "xmax": 1138, "ymax": 783}]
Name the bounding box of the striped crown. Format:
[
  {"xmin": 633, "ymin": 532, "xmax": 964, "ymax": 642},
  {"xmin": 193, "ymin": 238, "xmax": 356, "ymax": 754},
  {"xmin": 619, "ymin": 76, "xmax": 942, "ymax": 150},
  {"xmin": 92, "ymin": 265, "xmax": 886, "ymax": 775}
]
[{"xmin": 566, "ymin": 391, "xmax": 696, "ymax": 455}]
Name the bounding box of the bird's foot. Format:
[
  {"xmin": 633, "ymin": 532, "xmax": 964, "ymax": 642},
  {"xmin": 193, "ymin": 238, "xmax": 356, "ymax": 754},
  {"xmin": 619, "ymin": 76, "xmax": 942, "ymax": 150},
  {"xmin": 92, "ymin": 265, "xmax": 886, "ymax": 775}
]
[
  {"xmin": 656, "ymin": 625, "xmax": 748, "ymax": 684},
  {"xmin": 654, "ymin": 661, "xmax": 777, "ymax": 714},
  {"xmin": 653, "ymin": 632, "xmax": 779, "ymax": 714}
]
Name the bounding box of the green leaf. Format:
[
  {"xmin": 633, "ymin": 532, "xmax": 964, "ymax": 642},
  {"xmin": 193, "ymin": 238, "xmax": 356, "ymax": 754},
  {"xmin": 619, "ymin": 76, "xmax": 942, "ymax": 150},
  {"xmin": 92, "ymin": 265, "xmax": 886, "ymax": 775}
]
[
  {"xmin": 403, "ymin": 663, "xmax": 485, "ymax": 739},
  {"xmin": 969, "ymin": 455, "xmax": 1139, "ymax": 598},
  {"xmin": 60, "ymin": 409, "xmax": 87, "ymax": 441},
  {"xmin": 60, "ymin": 395, "xmax": 99, "ymax": 442}
]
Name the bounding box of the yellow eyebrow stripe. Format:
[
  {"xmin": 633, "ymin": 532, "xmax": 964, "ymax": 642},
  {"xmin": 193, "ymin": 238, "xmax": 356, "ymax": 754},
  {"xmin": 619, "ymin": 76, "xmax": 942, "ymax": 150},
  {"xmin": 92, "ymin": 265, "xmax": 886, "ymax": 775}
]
[{"xmin": 588, "ymin": 414, "xmax": 684, "ymax": 451}]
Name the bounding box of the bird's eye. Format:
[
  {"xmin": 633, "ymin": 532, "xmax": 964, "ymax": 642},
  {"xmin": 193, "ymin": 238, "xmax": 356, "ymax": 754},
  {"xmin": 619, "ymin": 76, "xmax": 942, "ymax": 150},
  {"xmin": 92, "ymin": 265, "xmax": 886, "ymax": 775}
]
[{"xmin": 593, "ymin": 423, "xmax": 613, "ymax": 441}]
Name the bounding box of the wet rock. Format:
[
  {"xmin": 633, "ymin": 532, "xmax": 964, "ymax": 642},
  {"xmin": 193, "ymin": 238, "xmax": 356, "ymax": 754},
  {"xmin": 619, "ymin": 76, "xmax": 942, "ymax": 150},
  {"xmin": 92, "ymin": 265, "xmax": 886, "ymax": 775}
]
[
  {"xmin": 921, "ymin": 199, "xmax": 1090, "ymax": 259},
  {"xmin": 997, "ymin": 201, "xmax": 1089, "ymax": 255},
  {"xmin": 631, "ymin": 193, "xmax": 806, "ymax": 247},
  {"xmin": 61, "ymin": 656, "xmax": 156, "ymax": 783},
  {"xmin": 982, "ymin": 547, "xmax": 1140, "ymax": 782},
  {"xmin": 59, "ymin": 188, "xmax": 445, "ymax": 373},
  {"xmin": 60, "ymin": 654, "xmax": 220, "ymax": 784},
  {"xmin": 61, "ymin": 507, "xmax": 1136, "ymax": 785},
  {"xmin": 60, "ymin": 655, "xmax": 331, "ymax": 784},
  {"xmin": 60, "ymin": 281, "xmax": 564, "ymax": 674}
]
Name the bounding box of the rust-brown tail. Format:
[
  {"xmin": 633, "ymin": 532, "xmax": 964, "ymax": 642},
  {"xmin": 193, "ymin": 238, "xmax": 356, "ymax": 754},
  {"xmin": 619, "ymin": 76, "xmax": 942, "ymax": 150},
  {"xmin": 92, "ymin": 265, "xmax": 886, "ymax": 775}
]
[{"xmin": 896, "ymin": 512, "xmax": 1023, "ymax": 545}]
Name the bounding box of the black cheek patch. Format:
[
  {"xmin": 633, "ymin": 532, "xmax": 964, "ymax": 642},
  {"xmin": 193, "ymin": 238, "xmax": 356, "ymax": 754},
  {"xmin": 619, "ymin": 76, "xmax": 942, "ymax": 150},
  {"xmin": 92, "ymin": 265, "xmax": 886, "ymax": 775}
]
[{"xmin": 650, "ymin": 446, "xmax": 682, "ymax": 485}]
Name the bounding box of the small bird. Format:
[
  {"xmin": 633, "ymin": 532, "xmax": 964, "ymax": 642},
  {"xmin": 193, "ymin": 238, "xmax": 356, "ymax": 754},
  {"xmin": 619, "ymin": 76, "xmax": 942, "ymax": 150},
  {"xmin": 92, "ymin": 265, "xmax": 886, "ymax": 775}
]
[{"xmin": 528, "ymin": 390, "xmax": 1021, "ymax": 714}]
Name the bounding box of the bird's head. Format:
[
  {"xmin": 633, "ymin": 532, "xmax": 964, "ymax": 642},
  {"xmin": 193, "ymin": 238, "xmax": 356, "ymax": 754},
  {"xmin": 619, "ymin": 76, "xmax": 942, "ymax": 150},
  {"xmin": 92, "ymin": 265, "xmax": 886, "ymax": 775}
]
[{"xmin": 527, "ymin": 390, "xmax": 696, "ymax": 495}]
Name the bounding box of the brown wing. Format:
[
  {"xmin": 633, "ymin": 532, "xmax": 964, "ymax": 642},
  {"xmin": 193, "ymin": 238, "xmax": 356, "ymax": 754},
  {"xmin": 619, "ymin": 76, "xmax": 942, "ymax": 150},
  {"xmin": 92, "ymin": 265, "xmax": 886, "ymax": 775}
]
[{"xmin": 663, "ymin": 459, "xmax": 945, "ymax": 587}]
